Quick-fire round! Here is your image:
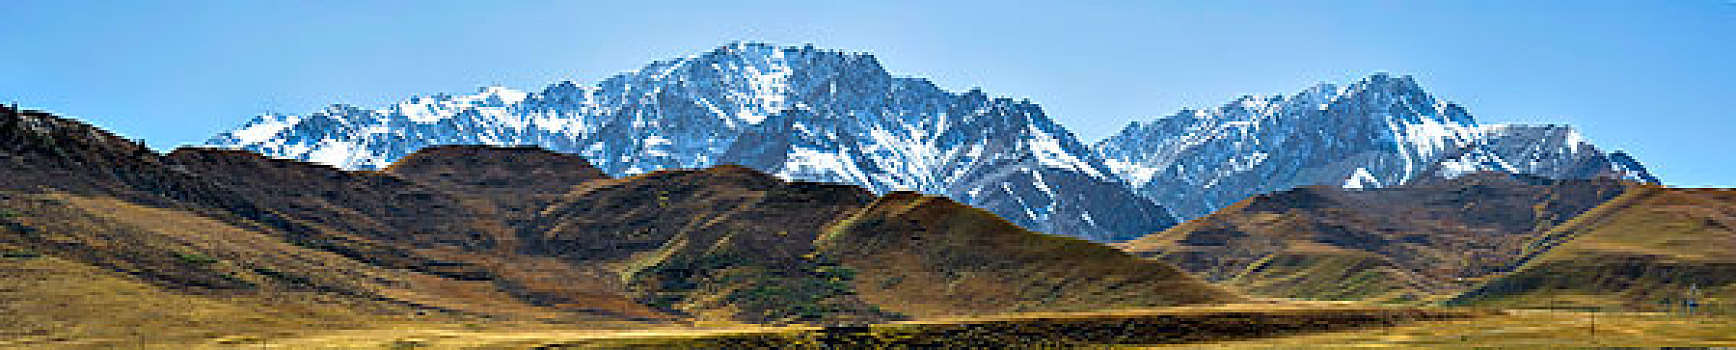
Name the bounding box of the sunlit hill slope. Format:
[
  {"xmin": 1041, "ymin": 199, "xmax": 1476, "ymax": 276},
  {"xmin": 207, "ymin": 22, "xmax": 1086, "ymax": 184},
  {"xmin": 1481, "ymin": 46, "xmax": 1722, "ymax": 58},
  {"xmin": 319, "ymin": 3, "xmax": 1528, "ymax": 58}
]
[{"xmin": 0, "ymin": 105, "xmax": 1234, "ymax": 346}]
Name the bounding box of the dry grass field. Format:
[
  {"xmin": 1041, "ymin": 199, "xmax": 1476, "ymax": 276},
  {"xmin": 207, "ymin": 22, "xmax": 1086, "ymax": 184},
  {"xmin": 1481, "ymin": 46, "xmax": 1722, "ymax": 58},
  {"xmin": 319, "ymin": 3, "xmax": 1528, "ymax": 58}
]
[
  {"xmin": 9, "ymin": 297, "xmax": 1730, "ymax": 348},
  {"xmin": 1150, "ymin": 309, "xmax": 1736, "ymax": 348},
  {"xmin": 125, "ymin": 303, "xmax": 1477, "ymax": 348},
  {"xmin": 222, "ymin": 307, "xmax": 1733, "ymax": 349}
]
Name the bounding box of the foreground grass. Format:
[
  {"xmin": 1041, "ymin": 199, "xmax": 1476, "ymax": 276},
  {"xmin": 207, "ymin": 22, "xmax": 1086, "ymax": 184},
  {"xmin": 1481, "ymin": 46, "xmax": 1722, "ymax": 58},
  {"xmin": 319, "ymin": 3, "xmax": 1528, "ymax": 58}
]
[
  {"xmin": 17, "ymin": 292, "xmax": 1731, "ymax": 348},
  {"xmin": 1151, "ymin": 309, "xmax": 1736, "ymax": 348},
  {"xmin": 211, "ymin": 306, "xmax": 1736, "ymax": 348},
  {"xmin": 225, "ymin": 303, "xmax": 1479, "ymax": 349}
]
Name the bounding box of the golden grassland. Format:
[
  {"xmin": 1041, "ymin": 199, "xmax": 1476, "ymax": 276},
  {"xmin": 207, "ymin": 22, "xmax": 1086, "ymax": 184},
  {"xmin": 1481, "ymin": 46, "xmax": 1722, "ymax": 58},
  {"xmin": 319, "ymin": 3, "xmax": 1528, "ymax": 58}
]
[
  {"xmin": 159, "ymin": 303, "xmax": 1475, "ymax": 349},
  {"xmin": 6, "ymin": 281, "xmax": 1732, "ymax": 350},
  {"xmin": 111, "ymin": 304, "xmax": 1730, "ymax": 349},
  {"xmin": 5, "ymin": 222, "xmax": 1733, "ymax": 349},
  {"xmin": 1149, "ymin": 309, "xmax": 1736, "ymax": 348}
]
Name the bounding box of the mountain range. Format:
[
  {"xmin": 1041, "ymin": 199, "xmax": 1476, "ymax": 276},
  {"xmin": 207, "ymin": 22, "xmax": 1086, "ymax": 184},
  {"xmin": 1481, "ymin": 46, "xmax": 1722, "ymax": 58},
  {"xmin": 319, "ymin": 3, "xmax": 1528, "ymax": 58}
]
[
  {"xmin": 5, "ymin": 39, "xmax": 1732, "ymax": 348},
  {"xmin": 206, "ymin": 43, "xmax": 1654, "ymax": 242},
  {"xmin": 1, "ymin": 104, "xmax": 1232, "ymax": 345},
  {"xmin": 1093, "ymin": 73, "xmax": 1657, "ymax": 220},
  {"xmin": 206, "ymin": 43, "xmax": 1171, "ymax": 242}
]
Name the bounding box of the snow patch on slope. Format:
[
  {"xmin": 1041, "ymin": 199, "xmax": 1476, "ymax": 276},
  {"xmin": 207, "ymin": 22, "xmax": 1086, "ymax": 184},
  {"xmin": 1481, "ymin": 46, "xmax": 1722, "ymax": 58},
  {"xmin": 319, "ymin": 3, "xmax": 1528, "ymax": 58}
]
[
  {"xmin": 1344, "ymin": 168, "xmax": 1378, "ymax": 189},
  {"xmin": 228, "ymin": 115, "xmax": 300, "ymax": 144}
]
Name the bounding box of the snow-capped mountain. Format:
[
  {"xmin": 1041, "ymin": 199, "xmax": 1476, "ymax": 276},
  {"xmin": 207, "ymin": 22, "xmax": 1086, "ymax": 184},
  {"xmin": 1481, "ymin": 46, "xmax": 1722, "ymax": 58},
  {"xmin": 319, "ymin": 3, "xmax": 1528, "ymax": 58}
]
[
  {"xmin": 1093, "ymin": 73, "xmax": 1656, "ymax": 220},
  {"xmin": 207, "ymin": 43, "xmax": 1174, "ymax": 242},
  {"xmin": 207, "ymin": 86, "xmax": 558, "ymax": 169},
  {"xmin": 209, "ymin": 45, "xmax": 1652, "ymax": 239}
]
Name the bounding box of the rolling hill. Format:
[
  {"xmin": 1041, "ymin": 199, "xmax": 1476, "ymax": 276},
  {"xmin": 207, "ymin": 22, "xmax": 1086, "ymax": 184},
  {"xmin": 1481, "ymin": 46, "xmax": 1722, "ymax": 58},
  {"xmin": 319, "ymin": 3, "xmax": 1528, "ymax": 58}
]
[
  {"xmin": 0, "ymin": 104, "xmax": 1235, "ymax": 345},
  {"xmin": 1448, "ymin": 186, "xmax": 1736, "ymax": 312},
  {"xmin": 1118, "ymin": 172, "xmax": 1633, "ymax": 302},
  {"xmin": 1121, "ymin": 169, "xmax": 1735, "ymax": 315}
]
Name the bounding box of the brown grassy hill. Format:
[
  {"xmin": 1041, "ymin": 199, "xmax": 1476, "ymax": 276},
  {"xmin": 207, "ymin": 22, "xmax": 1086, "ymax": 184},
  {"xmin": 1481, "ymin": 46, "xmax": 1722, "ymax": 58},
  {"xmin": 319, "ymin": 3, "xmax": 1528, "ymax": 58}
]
[
  {"xmin": 1448, "ymin": 186, "xmax": 1736, "ymax": 313},
  {"xmin": 523, "ymin": 165, "xmax": 899, "ymax": 324},
  {"xmin": 0, "ymin": 107, "xmax": 566, "ymax": 310},
  {"xmin": 0, "ymin": 106, "xmax": 663, "ymax": 346},
  {"xmin": 0, "ymin": 190, "xmax": 587, "ymax": 315},
  {"xmin": 520, "ymin": 166, "xmax": 1237, "ymax": 324},
  {"xmin": 2, "ymin": 105, "xmax": 1237, "ymax": 343},
  {"xmin": 0, "ymin": 105, "xmax": 167, "ymax": 195},
  {"xmin": 162, "ymin": 148, "xmax": 662, "ymax": 319},
  {"xmin": 166, "ymin": 148, "xmax": 508, "ymax": 258},
  {"xmin": 528, "ymin": 165, "xmax": 873, "ymax": 263},
  {"xmin": 818, "ymin": 191, "xmax": 1237, "ymax": 318},
  {"xmin": 0, "ymin": 105, "xmax": 311, "ymax": 237},
  {"xmin": 384, "ymin": 145, "xmax": 608, "ymax": 229},
  {"xmin": 1119, "ymin": 172, "xmax": 1632, "ymax": 301}
]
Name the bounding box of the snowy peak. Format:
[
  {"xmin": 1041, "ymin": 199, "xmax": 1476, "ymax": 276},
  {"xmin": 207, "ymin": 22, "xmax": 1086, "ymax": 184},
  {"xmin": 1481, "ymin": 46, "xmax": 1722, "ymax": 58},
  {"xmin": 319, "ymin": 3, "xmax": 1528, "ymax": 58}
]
[
  {"xmin": 585, "ymin": 42, "xmax": 903, "ymax": 128},
  {"xmin": 216, "ymin": 113, "xmax": 302, "ymax": 145},
  {"xmin": 391, "ymin": 86, "xmax": 529, "ymax": 123},
  {"xmin": 205, "ymin": 85, "xmax": 544, "ymax": 170},
  {"xmin": 597, "ymin": 43, "xmax": 803, "ymax": 126},
  {"xmin": 1324, "ymin": 73, "xmax": 1475, "ymax": 128},
  {"xmin": 1433, "ymin": 124, "xmax": 1658, "ymax": 183},
  {"xmin": 1095, "ymin": 73, "xmax": 1655, "ymax": 220},
  {"xmin": 1606, "ymin": 151, "xmax": 1658, "ymax": 184},
  {"xmin": 1095, "ymin": 73, "xmax": 1479, "ymax": 192},
  {"xmin": 1345, "ymin": 72, "xmax": 1423, "ymax": 97}
]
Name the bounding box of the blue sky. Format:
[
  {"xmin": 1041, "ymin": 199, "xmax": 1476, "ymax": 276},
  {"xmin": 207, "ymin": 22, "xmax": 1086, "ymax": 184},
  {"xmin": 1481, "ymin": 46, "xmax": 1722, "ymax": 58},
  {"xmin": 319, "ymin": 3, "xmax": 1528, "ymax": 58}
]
[{"xmin": 3, "ymin": 0, "xmax": 1732, "ymax": 186}]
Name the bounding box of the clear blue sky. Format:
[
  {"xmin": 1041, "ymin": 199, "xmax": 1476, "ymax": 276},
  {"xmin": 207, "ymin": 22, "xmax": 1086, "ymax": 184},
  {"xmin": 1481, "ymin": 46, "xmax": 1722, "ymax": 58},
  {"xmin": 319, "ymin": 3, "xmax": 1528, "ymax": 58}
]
[{"xmin": 3, "ymin": 0, "xmax": 1731, "ymax": 186}]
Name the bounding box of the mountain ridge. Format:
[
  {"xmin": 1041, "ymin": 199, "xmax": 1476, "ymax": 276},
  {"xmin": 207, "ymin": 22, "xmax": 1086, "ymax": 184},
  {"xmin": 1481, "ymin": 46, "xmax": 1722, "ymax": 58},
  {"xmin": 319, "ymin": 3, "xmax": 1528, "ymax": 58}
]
[
  {"xmin": 206, "ymin": 42, "xmax": 1174, "ymax": 242},
  {"xmin": 206, "ymin": 44, "xmax": 1653, "ymax": 240},
  {"xmin": 5, "ymin": 104, "xmax": 1234, "ymax": 333},
  {"xmin": 1094, "ymin": 72, "xmax": 1655, "ymax": 220}
]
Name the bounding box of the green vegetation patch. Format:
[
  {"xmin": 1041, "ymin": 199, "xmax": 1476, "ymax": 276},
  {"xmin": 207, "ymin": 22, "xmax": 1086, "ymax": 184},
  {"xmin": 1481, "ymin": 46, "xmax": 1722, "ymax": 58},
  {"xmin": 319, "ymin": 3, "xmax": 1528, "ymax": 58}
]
[
  {"xmin": 632, "ymin": 252, "xmax": 899, "ymax": 324},
  {"xmin": 1230, "ymin": 252, "xmax": 1416, "ymax": 302}
]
